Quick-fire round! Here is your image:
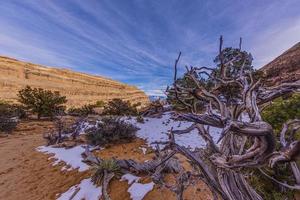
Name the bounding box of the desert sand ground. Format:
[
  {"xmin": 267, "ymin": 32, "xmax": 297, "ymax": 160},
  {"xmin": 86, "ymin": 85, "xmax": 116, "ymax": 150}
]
[{"xmin": 0, "ymin": 119, "xmax": 212, "ymax": 200}]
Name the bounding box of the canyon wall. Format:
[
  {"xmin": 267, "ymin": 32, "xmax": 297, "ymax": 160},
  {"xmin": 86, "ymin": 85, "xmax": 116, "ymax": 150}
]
[
  {"xmin": 260, "ymin": 42, "xmax": 300, "ymax": 86},
  {"xmin": 0, "ymin": 56, "xmax": 149, "ymax": 107}
]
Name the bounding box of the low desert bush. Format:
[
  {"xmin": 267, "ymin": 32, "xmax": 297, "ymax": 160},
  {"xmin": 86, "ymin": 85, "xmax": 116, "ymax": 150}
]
[
  {"xmin": 0, "ymin": 117, "xmax": 18, "ymax": 133},
  {"xmin": 0, "ymin": 102, "xmax": 26, "ymax": 119},
  {"xmin": 0, "ymin": 101, "xmax": 25, "ymax": 134},
  {"xmin": 102, "ymin": 98, "xmax": 139, "ymax": 116},
  {"xmin": 86, "ymin": 117, "xmax": 138, "ymax": 145}
]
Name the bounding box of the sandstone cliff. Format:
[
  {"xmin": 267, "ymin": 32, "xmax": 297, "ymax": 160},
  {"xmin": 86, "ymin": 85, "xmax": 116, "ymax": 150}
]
[
  {"xmin": 0, "ymin": 56, "xmax": 149, "ymax": 107},
  {"xmin": 260, "ymin": 42, "xmax": 300, "ymax": 86}
]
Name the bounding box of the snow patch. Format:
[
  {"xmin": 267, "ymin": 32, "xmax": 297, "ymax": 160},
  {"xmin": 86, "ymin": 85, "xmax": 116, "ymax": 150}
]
[
  {"xmin": 121, "ymin": 174, "xmax": 154, "ymax": 200},
  {"xmin": 128, "ymin": 182, "xmax": 154, "ymax": 200},
  {"xmin": 139, "ymin": 147, "xmax": 147, "ymax": 154},
  {"xmin": 36, "ymin": 145, "xmax": 88, "ymax": 172},
  {"xmin": 128, "ymin": 112, "xmax": 221, "ymax": 150},
  {"xmin": 121, "ymin": 173, "xmax": 140, "ymax": 184},
  {"xmin": 57, "ymin": 178, "xmax": 101, "ymax": 200}
]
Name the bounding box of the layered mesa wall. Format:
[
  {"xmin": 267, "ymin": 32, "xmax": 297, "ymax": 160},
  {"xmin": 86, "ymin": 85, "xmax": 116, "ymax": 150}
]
[{"xmin": 0, "ymin": 56, "xmax": 149, "ymax": 107}]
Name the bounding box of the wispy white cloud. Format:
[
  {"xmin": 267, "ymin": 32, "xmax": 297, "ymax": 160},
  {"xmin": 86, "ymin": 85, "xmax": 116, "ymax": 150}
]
[{"xmin": 0, "ymin": 0, "xmax": 299, "ymax": 95}]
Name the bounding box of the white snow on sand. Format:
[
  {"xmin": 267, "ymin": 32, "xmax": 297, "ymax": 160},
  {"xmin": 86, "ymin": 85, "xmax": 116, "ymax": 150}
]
[
  {"xmin": 37, "ymin": 112, "xmax": 221, "ymax": 173},
  {"xmin": 121, "ymin": 173, "xmax": 140, "ymax": 184},
  {"xmin": 129, "ymin": 112, "xmax": 221, "ymax": 150},
  {"xmin": 128, "ymin": 182, "xmax": 154, "ymax": 200},
  {"xmin": 36, "ymin": 145, "xmax": 89, "ymax": 172},
  {"xmin": 139, "ymin": 147, "xmax": 147, "ymax": 154},
  {"xmin": 57, "ymin": 178, "xmax": 101, "ymax": 200},
  {"xmin": 36, "ymin": 112, "xmax": 223, "ymax": 200},
  {"xmin": 121, "ymin": 174, "xmax": 154, "ymax": 200}
]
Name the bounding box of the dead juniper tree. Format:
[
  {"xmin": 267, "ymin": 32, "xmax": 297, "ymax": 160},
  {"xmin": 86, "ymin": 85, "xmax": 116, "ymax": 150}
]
[{"xmin": 165, "ymin": 36, "xmax": 300, "ymax": 200}]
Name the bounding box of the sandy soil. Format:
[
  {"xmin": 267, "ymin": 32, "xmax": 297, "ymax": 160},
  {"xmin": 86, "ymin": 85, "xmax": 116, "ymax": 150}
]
[
  {"xmin": 0, "ymin": 120, "xmax": 212, "ymax": 200},
  {"xmin": 0, "ymin": 120, "xmax": 90, "ymax": 200}
]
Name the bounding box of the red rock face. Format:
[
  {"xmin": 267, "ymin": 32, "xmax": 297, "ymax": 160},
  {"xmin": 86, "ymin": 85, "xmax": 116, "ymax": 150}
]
[{"xmin": 260, "ymin": 42, "xmax": 300, "ymax": 86}]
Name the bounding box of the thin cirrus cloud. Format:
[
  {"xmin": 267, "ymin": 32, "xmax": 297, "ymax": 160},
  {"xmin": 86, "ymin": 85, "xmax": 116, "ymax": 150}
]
[{"xmin": 0, "ymin": 1, "xmax": 299, "ymax": 96}]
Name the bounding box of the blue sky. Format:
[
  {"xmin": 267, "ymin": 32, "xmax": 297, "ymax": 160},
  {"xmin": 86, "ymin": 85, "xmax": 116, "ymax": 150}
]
[{"xmin": 0, "ymin": 1, "xmax": 299, "ymax": 96}]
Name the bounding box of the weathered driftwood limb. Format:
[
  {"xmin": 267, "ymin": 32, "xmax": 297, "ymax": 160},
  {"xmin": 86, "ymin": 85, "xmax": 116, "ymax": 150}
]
[
  {"xmin": 197, "ymin": 124, "xmax": 220, "ymax": 153},
  {"xmin": 291, "ymin": 162, "xmax": 300, "ymax": 184},
  {"xmin": 161, "ymin": 170, "xmax": 192, "ymax": 200},
  {"xmin": 82, "ymin": 146, "xmax": 102, "ymax": 164},
  {"xmin": 102, "ymin": 171, "xmax": 114, "ymax": 200},
  {"xmin": 141, "ymin": 99, "xmax": 169, "ymax": 118},
  {"xmin": 156, "ymin": 132, "xmax": 229, "ymax": 199},
  {"xmin": 43, "ymin": 116, "xmax": 65, "ymax": 145},
  {"xmin": 68, "ymin": 187, "xmax": 80, "ymax": 200},
  {"xmin": 268, "ymin": 120, "xmax": 300, "ymax": 168},
  {"xmin": 82, "ymin": 145, "xmax": 183, "ymax": 199},
  {"xmin": 257, "ymin": 81, "xmax": 300, "ymax": 105},
  {"xmin": 259, "ymin": 168, "xmax": 300, "ymax": 190}
]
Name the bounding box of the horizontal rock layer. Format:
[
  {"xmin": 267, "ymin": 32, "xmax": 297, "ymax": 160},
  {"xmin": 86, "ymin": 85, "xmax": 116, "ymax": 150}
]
[{"xmin": 0, "ymin": 56, "xmax": 149, "ymax": 107}]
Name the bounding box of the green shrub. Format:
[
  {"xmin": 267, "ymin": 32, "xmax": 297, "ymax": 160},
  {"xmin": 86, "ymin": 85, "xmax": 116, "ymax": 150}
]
[
  {"xmin": 86, "ymin": 117, "xmax": 138, "ymax": 145},
  {"xmin": 18, "ymin": 86, "xmax": 67, "ymax": 119},
  {"xmin": 248, "ymin": 167, "xmax": 294, "ymax": 200},
  {"xmin": 0, "ymin": 117, "xmax": 18, "ymax": 133},
  {"xmin": 102, "ymin": 98, "xmax": 139, "ymax": 116},
  {"xmin": 0, "ymin": 102, "xmax": 26, "ymax": 119},
  {"xmin": 95, "ymin": 100, "xmax": 106, "ymax": 108},
  {"xmin": 0, "ymin": 101, "xmax": 25, "ymax": 134},
  {"xmin": 67, "ymin": 104, "xmax": 96, "ymax": 116},
  {"xmin": 262, "ymin": 94, "xmax": 300, "ymax": 131},
  {"xmin": 67, "ymin": 101, "xmax": 106, "ymax": 116},
  {"xmin": 91, "ymin": 159, "xmax": 122, "ymax": 186},
  {"xmin": 167, "ymin": 73, "xmax": 209, "ymax": 112}
]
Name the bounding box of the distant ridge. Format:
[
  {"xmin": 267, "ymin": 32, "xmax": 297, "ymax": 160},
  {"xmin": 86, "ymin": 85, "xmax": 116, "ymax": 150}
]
[
  {"xmin": 0, "ymin": 56, "xmax": 150, "ymax": 107},
  {"xmin": 260, "ymin": 42, "xmax": 300, "ymax": 86}
]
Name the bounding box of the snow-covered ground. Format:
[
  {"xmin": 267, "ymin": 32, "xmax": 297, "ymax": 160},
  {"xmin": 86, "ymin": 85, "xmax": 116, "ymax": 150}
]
[
  {"xmin": 129, "ymin": 112, "xmax": 221, "ymax": 150},
  {"xmin": 56, "ymin": 174, "xmax": 154, "ymax": 200},
  {"xmin": 57, "ymin": 178, "xmax": 101, "ymax": 200},
  {"xmin": 121, "ymin": 174, "xmax": 154, "ymax": 200},
  {"xmin": 36, "ymin": 145, "xmax": 89, "ymax": 172}
]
